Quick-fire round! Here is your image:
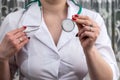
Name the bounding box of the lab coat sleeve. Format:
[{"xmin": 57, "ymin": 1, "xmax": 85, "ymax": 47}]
[
  {"xmin": 95, "ymin": 13, "xmax": 120, "ymax": 80},
  {"xmin": 0, "ymin": 14, "xmax": 11, "ymax": 42}
]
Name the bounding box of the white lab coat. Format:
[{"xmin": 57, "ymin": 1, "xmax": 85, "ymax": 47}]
[{"xmin": 0, "ymin": 0, "xmax": 119, "ymax": 80}]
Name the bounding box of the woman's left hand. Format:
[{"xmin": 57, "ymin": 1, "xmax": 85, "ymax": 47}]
[{"xmin": 72, "ymin": 14, "xmax": 100, "ymax": 52}]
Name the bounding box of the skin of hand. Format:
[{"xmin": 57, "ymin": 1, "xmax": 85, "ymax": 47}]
[
  {"xmin": 72, "ymin": 14, "xmax": 100, "ymax": 52},
  {"xmin": 72, "ymin": 14, "xmax": 113, "ymax": 80},
  {"xmin": 0, "ymin": 26, "xmax": 30, "ymax": 61}
]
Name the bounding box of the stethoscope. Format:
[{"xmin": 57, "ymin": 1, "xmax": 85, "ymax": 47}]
[{"xmin": 22, "ymin": 0, "xmax": 82, "ymax": 32}]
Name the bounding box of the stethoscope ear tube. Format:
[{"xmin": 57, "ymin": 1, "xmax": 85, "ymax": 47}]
[
  {"xmin": 71, "ymin": 0, "xmax": 82, "ymax": 14},
  {"xmin": 25, "ymin": 0, "xmax": 41, "ymax": 9}
]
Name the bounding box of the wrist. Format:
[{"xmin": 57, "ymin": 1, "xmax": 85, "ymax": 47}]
[
  {"xmin": 84, "ymin": 46, "xmax": 96, "ymax": 56},
  {"xmin": 0, "ymin": 54, "xmax": 9, "ymax": 64},
  {"xmin": 0, "ymin": 59, "xmax": 9, "ymax": 64},
  {"xmin": 0, "ymin": 45, "xmax": 9, "ymax": 62}
]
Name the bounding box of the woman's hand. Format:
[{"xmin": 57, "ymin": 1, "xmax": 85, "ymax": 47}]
[
  {"xmin": 72, "ymin": 14, "xmax": 100, "ymax": 52},
  {"xmin": 0, "ymin": 26, "xmax": 30, "ymax": 61}
]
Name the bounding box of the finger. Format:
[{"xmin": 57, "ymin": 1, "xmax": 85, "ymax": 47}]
[
  {"xmin": 10, "ymin": 26, "xmax": 27, "ymax": 35},
  {"xmin": 15, "ymin": 32, "xmax": 26, "ymax": 39},
  {"xmin": 72, "ymin": 15, "xmax": 91, "ymax": 20},
  {"xmin": 77, "ymin": 15, "xmax": 90, "ymax": 20},
  {"xmin": 14, "ymin": 39, "xmax": 29, "ymax": 52},
  {"xmin": 79, "ymin": 26, "xmax": 94, "ymax": 36},
  {"xmin": 76, "ymin": 23, "xmax": 84, "ymax": 31},
  {"xmin": 72, "ymin": 15, "xmax": 93, "ymax": 27},
  {"xmin": 18, "ymin": 37, "xmax": 30, "ymax": 49},
  {"xmin": 79, "ymin": 31, "xmax": 94, "ymax": 40},
  {"xmin": 14, "ymin": 35, "xmax": 27, "ymax": 45},
  {"xmin": 14, "ymin": 37, "xmax": 29, "ymax": 51},
  {"xmin": 76, "ymin": 19, "xmax": 92, "ymax": 26}
]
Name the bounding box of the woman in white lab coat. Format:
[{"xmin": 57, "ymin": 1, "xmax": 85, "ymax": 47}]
[{"xmin": 0, "ymin": 0, "xmax": 119, "ymax": 80}]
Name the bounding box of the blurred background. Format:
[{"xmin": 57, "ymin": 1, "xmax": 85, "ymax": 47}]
[{"xmin": 0, "ymin": 0, "xmax": 120, "ymax": 80}]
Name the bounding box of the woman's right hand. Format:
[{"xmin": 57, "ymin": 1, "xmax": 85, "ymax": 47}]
[{"xmin": 0, "ymin": 26, "xmax": 30, "ymax": 61}]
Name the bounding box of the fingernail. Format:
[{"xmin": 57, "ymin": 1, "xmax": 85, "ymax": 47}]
[
  {"xmin": 75, "ymin": 14, "xmax": 79, "ymax": 17},
  {"xmin": 72, "ymin": 17, "xmax": 77, "ymax": 21},
  {"xmin": 23, "ymin": 26, "xmax": 27, "ymax": 29},
  {"xmin": 76, "ymin": 33, "xmax": 78, "ymax": 37},
  {"xmin": 28, "ymin": 37, "xmax": 30, "ymax": 39}
]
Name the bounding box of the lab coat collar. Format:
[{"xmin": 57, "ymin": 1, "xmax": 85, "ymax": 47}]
[
  {"xmin": 21, "ymin": 2, "xmax": 41, "ymax": 27},
  {"xmin": 20, "ymin": 0, "xmax": 80, "ymax": 27},
  {"xmin": 20, "ymin": 0, "xmax": 80, "ymax": 52}
]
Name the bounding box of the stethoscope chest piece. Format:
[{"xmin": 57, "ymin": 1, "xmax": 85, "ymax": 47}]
[{"xmin": 62, "ymin": 19, "xmax": 75, "ymax": 32}]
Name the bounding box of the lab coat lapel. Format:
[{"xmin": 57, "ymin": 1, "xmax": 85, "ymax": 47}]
[
  {"xmin": 34, "ymin": 22, "xmax": 58, "ymax": 53},
  {"xmin": 57, "ymin": 0, "xmax": 79, "ymax": 50},
  {"xmin": 20, "ymin": 2, "xmax": 58, "ymax": 53},
  {"xmin": 20, "ymin": 3, "xmax": 41, "ymax": 27},
  {"xmin": 57, "ymin": 31, "xmax": 76, "ymax": 50}
]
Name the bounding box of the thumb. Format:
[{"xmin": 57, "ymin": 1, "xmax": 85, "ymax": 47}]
[{"xmin": 72, "ymin": 14, "xmax": 83, "ymax": 31}]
